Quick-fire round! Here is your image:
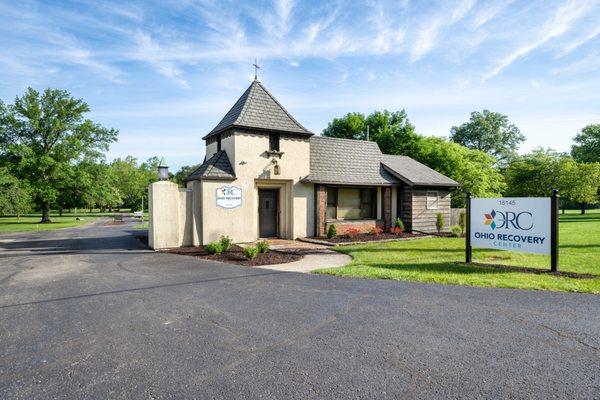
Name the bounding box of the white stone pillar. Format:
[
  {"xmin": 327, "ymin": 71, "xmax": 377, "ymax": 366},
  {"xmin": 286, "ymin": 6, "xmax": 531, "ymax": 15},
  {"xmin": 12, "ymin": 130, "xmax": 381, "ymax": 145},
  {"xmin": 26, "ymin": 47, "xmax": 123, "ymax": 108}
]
[{"xmin": 148, "ymin": 181, "xmax": 181, "ymax": 249}]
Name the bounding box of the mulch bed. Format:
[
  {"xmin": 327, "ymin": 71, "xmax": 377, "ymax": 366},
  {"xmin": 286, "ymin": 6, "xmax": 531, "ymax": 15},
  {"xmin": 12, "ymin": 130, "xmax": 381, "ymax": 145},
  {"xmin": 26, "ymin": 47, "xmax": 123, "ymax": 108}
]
[
  {"xmin": 456, "ymin": 262, "xmax": 597, "ymax": 279},
  {"xmin": 162, "ymin": 245, "xmax": 303, "ymax": 266},
  {"xmin": 312, "ymin": 232, "xmax": 428, "ymax": 244}
]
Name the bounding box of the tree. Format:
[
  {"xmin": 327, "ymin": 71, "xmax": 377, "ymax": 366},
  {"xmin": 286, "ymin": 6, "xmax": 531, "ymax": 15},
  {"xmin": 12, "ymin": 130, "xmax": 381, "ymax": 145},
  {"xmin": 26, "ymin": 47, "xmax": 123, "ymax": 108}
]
[
  {"xmin": 110, "ymin": 156, "xmax": 158, "ymax": 210},
  {"xmin": 174, "ymin": 164, "xmax": 200, "ymax": 186},
  {"xmin": 322, "ymin": 109, "xmax": 505, "ymax": 207},
  {"xmin": 322, "ymin": 112, "xmax": 367, "ymax": 140},
  {"xmin": 571, "ymin": 124, "xmax": 600, "ymax": 163},
  {"xmin": 503, "ymin": 149, "xmax": 565, "ymax": 198},
  {"xmin": 407, "ymin": 136, "xmax": 505, "ymax": 207},
  {"xmin": 323, "ymin": 110, "xmax": 419, "ymax": 154},
  {"xmin": 365, "ymin": 110, "xmax": 419, "ymax": 155},
  {"xmin": 450, "ymin": 110, "xmax": 525, "ymax": 163},
  {"xmin": 0, "ymin": 167, "xmax": 32, "ymax": 217},
  {"xmin": 503, "ymin": 149, "xmax": 600, "ymax": 213},
  {"xmin": 0, "ymin": 88, "xmax": 117, "ymax": 222},
  {"xmin": 559, "ymin": 159, "xmax": 600, "ymax": 214}
]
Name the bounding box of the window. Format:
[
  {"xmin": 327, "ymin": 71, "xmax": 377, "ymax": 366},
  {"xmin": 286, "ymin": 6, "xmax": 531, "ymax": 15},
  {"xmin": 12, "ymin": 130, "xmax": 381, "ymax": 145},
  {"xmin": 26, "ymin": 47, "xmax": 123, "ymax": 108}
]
[
  {"xmin": 326, "ymin": 187, "xmax": 376, "ymax": 220},
  {"xmin": 217, "ymin": 134, "xmax": 222, "ymax": 152},
  {"xmin": 327, "ymin": 188, "xmax": 337, "ymax": 219},
  {"xmin": 269, "ymin": 133, "xmax": 280, "ymax": 151},
  {"xmin": 426, "ymin": 191, "xmax": 439, "ymax": 210}
]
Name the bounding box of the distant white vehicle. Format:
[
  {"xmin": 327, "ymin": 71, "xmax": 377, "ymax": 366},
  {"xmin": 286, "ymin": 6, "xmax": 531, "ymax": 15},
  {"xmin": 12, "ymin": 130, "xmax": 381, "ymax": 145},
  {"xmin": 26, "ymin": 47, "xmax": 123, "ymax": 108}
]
[{"xmin": 133, "ymin": 211, "xmax": 143, "ymax": 218}]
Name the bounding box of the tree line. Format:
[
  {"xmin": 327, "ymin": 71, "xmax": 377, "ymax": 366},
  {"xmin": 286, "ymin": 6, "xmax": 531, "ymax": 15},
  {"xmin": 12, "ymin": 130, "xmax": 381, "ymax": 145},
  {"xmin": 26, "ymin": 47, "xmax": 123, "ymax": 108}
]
[
  {"xmin": 322, "ymin": 110, "xmax": 600, "ymax": 212},
  {"xmin": 0, "ymin": 88, "xmax": 160, "ymax": 222},
  {"xmin": 2, "ymin": 87, "xmax": 598, "ymax": 222}
]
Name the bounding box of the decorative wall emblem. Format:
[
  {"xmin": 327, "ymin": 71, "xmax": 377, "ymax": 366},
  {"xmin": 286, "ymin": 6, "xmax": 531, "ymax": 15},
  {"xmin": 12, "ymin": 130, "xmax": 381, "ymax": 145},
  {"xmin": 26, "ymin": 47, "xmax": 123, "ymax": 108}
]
[{"xmin": 216, "ymin": 186, "xmax": 243, "ymax": 209}]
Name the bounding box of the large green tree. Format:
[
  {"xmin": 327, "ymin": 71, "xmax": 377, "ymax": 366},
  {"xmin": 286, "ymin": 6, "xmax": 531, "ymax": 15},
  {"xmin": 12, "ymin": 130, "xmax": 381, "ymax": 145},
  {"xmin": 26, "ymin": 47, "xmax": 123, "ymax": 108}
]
[
  {"xmin": 323, "ymin": 109, "xmax": 505, "ymax": 206},
  {"xmin": 322, "ymin": 112, "xmax": 367, "ymax": 140},
  {"xmin": 559, "ymin": 159, "xmax": 600, "ymax": 214},
  {"xmin": 174, "ymin": 164, "xmax": 200, "ymax": 186},
  {"xmin": 571, "ymin": 124, "xmax": 600, "ymax": 163},
  {"xmin": 407, "ymin": 136, "xmax": 505, "ymax": 206},
  {"xmin": 503, "ymin": 149, "xmax": 565, "ymax": 198},
  {"xmin": 110, "ymin": 156, "xmax": 157, "ymax": 210},
  {"xmin": 0, "ymin": 167, "xmax": 32, "ymax": 217},
  {"xmin": 323, "ymin": 110, "xmax": 419, "ymax": 154},
  {"xmin": 503, "ymin": 149, "xmax": 600, "ymax": 213},
  {"xmin": 0, "ymin": 88, "xmax": 117, "ymax": 222},
  {"xmin": 450, "ymin": 110, "xmax": 525, "ymax": 163}
]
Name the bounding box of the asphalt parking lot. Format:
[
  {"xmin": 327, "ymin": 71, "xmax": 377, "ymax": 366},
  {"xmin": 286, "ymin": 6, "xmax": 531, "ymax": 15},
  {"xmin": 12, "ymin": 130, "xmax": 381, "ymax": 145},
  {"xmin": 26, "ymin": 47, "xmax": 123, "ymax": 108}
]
[{"xmin": 1, "ymin": 220, "xmax": 599, "ymax": 399}]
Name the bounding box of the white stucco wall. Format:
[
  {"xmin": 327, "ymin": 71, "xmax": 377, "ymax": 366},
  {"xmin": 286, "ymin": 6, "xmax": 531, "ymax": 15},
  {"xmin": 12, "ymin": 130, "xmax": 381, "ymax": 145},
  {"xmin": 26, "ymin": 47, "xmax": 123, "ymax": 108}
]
[
  {"xmin": 199, "ymin": 131, "xmax": 312, "ymax": 243},
  {"xmin": 148, "ymin": 181, "xmax": 192, "ymax": 249}
]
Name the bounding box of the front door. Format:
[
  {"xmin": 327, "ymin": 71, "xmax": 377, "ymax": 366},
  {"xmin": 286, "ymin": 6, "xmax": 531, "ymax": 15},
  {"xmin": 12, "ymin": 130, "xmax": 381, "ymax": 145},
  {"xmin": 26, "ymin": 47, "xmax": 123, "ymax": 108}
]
[{"xmin": 258, "ymin": 189, "xmax": 278, "ymax": 238}]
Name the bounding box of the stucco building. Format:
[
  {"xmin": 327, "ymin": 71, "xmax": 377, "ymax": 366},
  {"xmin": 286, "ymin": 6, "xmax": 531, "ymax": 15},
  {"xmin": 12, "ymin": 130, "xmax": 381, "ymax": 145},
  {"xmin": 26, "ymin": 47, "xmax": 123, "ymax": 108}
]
[{"xmin": 148, "ymin": 79, "xmax": 458, "ymax": 249}]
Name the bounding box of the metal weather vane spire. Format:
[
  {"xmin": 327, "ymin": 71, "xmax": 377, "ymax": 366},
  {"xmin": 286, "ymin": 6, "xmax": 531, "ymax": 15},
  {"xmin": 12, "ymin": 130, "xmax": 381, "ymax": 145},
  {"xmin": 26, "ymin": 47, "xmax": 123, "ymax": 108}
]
[{"xmin": 253, "ymin": 58, "xmax": 261, "ymax": 80}]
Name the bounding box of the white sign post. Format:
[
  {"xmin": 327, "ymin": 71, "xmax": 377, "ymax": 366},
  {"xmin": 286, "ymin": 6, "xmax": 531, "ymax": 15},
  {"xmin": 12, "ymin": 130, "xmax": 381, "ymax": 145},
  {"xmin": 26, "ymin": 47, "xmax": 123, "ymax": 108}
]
[
  {"xmin": 465, "ymin": 190, "xmax": 559, "ymax": 271},
  {"xmin": 216, "ymin": 186, "xmax": 242, "ymax": 209}
]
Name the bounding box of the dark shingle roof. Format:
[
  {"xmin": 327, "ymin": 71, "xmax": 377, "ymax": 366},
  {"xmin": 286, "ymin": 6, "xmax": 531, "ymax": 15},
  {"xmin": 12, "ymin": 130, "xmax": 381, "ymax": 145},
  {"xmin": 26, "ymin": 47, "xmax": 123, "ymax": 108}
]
[
  {"xmin": 203, "ymin": 80, "xmax": 312, "ymax": 140},
  {"xmin": 382, "ymin": 154, "xmax": 459, "ymax": 187},
  {"xmin": 185, "ymin": 151, "xmax": 235, "ymax": 182},
  {"xmin": 302, "ymin": 136, "xmax": 459, "ymax": 187},
  {"xmin": 302, "ymin": 136, "xmax": 398, "ymax": 186}
]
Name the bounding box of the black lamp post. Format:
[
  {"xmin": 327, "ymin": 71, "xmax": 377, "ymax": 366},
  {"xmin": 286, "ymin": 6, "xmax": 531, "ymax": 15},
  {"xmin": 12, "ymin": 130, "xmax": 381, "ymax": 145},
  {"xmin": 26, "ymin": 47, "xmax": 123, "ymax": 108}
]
[{"xmin": 158, "ymin": 157, "xmax": 169, "ymax": 181}]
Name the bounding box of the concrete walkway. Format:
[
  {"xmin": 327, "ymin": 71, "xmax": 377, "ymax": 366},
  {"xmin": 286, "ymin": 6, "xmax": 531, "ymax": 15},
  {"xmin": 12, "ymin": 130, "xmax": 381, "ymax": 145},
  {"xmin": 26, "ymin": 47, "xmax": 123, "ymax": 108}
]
[
  {"xmin": 256, "ymin": 239, "xmax": 352, "ymax": 273},
  {"xmin": 260, "ymin": 249, "xmax": 352, "ymax": 272}
]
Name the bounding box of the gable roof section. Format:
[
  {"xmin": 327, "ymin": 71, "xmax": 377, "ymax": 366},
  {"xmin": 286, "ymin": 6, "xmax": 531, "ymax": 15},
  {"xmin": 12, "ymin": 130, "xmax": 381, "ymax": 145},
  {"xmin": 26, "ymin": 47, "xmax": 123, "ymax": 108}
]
[
  {"xmin": 381, "ymin": 154, "xmax": 459, "ymax": 187},
  {"xmin": 185, "ymin": 151, "xmax": 236, "ymax": 182},
  {"xmin": 203, "ymin": 80, "xmax": 312, "ymax": 140},
  {"xmin": 302, "ymin": 136, "xmax": 398, "ymax": 186}
]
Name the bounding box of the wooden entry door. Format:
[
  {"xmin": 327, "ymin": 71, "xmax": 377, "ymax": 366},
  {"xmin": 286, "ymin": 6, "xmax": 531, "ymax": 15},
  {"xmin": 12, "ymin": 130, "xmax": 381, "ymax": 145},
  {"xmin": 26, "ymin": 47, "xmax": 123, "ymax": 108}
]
[{"xmin": 258, "ymin": 189, "xmax": 278, "ymax": 238}]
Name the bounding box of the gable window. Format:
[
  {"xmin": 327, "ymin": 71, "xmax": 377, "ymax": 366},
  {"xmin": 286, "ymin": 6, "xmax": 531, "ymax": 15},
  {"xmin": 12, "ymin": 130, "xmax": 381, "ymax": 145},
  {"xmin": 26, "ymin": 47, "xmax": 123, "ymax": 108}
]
[
  {"xmin": 217, "ymin": 134, "xmax": 222, "ymax": 152},
  {"xmin": 269, "ymin": 133, "xmax": 280, "ymax": 151},
  {"xmin": 327, "ymin": 187, "xmax": 376, "ymax": 220},
  {"xmin": 426, "ymin": 191, "xmax": 439, "ymax": 210}
]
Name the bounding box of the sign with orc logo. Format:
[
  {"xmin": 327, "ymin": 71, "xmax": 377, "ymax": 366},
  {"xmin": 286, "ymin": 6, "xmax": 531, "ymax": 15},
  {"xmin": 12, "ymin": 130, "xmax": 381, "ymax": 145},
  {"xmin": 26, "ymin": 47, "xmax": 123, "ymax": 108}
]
[
  {"xmin": 470, "ymin": 198, "xmax": 551, "ymax": 255},
  {"xmin": 216, "ymin": 186, "xmax": 242, "ymax": 209}
]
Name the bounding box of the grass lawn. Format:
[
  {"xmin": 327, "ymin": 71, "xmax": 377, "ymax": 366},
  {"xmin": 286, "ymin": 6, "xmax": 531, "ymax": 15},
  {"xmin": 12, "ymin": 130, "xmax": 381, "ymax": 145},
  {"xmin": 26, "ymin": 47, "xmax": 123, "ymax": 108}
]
[
  {"xmin": 0, "ymin": 210, "xmax": 123, "ymax": 234},
  {"xmin": 314, "ymin": 209, "xmax": 600, "ymax": 294}
]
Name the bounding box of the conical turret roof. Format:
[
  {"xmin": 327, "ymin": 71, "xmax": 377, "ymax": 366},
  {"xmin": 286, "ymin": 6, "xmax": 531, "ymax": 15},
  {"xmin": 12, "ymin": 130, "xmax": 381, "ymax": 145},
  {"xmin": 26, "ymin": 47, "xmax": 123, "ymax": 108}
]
[{"xmin": 203, "ymin": 80, "xmax": 312, "ymax": 140}]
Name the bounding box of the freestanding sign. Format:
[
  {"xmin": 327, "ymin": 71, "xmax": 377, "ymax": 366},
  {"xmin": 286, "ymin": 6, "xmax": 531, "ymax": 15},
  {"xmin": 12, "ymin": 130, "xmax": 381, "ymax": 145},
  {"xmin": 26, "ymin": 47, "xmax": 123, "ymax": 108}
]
[
  {"xmin": 216, "ymin": 186, "xmax": 242, "ymax": 209},
  {"xmin": 465, "ymin": 190, "xmax": 559, "ymax": 271}
]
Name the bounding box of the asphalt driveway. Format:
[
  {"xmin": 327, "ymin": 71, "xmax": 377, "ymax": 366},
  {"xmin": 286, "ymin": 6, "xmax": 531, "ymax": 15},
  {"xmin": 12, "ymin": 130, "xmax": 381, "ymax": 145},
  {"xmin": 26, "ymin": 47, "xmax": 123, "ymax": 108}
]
[{"xmin": 1, "ymin": 219, "xmax": 599, "ymax": 399}]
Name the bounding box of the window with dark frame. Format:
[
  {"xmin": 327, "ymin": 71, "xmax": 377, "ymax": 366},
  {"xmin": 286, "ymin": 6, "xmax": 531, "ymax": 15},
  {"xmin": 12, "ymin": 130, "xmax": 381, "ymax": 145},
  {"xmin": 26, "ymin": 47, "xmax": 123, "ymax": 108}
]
[
  {"xmin": 217, "ymin": 134, "xmax": 222, "ymax": 152},
  {"xmin": 269, "ymin": 133, "xmax": 280, "ymax": 151},
  {"xmin": 326, "ymin": 187, "xmax": 377, "ymax": 220}
]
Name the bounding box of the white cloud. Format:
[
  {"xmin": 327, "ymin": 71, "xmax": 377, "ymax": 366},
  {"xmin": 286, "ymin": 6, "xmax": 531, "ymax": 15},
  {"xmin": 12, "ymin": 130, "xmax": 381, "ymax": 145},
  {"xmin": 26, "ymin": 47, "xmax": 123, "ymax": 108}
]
[
  {"xmin": 132, "ymin": 31, "xmax": 189, "ymax": 88},
  {"xmin": 471, "ymin": 0, "xmax": 513, "ymax": 28},
  {"xmin": 482, "ymin": 0, "xmax": 596, "ymax": 81},
  {"xmin": 410, "ymin": 0, "xmax": 477, "ymax": 61}
]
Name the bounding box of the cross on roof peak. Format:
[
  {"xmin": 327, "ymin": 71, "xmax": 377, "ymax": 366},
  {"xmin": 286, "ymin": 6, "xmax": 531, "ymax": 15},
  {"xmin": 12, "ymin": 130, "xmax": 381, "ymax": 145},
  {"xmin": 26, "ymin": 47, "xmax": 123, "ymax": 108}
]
[{"xmin": 252, "ymin": 58, "xmax": 260, "ymax": 80}]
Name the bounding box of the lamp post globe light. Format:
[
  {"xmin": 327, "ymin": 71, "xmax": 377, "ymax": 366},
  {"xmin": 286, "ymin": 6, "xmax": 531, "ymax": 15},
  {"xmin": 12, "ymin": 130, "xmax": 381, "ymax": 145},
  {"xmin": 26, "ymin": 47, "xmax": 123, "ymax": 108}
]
[{"xmin": 158, "ymin": 157, "xmax": 169, "ymax": 181}]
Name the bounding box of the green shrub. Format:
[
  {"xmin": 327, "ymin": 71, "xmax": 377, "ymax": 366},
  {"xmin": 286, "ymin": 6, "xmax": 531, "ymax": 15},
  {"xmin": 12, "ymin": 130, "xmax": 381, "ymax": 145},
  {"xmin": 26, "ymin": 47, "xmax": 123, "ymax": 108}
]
[
  {"xmin": 327, "ymin": 224, "xmax": 337, "ymax": 238},
  {"xmin": 451, "ymin": 225, "xmax": 462, "ymax": 237},
  {"xmin": 205, "ymin": 242, "xmax": 223, "ymax": 255},
  {"xmin": 219, "ymin": 235, "xmax": 232, "ymax": 252},
  {"xmin": 243, "ymin": 246, "xmax": 260, "ymax": 259},
  {"xmin": 256, "ymin": 240, "xmax": 269, "ymax": 253},
  {"xmin": 436, "ymin": 212, "xmax": 445, "ymax": 233},
  {"xmin": 459, "ymin": 211, "xmax": 466, "ymax": 234},
  {"xmin": 395, "ymin": 217, "xmax": 404, "ymax": 231}
]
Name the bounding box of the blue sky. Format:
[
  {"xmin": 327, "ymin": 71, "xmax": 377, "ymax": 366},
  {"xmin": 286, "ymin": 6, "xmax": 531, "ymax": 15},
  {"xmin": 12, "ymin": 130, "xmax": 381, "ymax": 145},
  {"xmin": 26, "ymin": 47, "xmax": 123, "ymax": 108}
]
[{"xmin": 1, "ymin": 0, "xmax": 599, "ymax": 170}]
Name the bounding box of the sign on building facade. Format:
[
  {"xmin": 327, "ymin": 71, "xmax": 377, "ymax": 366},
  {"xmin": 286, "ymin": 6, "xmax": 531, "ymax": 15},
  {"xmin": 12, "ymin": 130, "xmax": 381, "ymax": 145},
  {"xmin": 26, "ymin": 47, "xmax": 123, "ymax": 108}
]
[
  {"xmin": 470, "ymin": 198, "xmax": 551, "ymax": 255},
  {"xmin": 216, "ymin": 186, "xmax": 243, "ymax": 209}
]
